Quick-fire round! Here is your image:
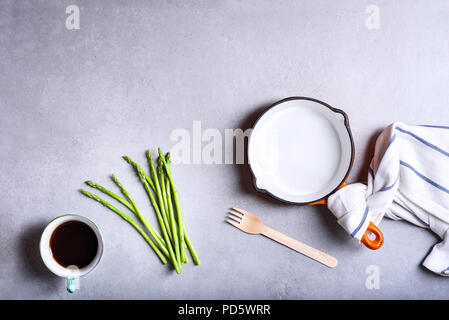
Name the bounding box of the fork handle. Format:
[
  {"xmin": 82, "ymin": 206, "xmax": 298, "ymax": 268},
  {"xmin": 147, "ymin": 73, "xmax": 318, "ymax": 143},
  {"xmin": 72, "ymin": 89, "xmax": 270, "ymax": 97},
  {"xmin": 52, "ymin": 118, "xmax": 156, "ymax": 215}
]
[{"xmin": 262, "ymin": 226, "xmax": 338, "ymax": 268}]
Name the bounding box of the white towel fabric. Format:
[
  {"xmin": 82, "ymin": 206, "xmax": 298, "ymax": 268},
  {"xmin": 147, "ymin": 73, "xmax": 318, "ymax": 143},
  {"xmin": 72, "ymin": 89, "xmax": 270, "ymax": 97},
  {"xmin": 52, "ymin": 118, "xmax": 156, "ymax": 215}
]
[{"xmin": 327, "ymin": 122, "xmax": 449, "ymax": 276}]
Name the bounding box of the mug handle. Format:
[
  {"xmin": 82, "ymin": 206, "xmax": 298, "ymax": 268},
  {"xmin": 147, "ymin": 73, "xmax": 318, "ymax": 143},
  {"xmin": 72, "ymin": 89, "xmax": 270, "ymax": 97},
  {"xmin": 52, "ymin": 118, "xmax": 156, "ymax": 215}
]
[
  {"xmin": 66, "ymin": 265, "xmax": 80, "ymax": 293},
  {"xmin": 66, "ymin": 277, "xmax": 79, "ymax": 293},
  {"xmin": 361, "ymin": 222, "xmax": 384, "ymax": 250}
]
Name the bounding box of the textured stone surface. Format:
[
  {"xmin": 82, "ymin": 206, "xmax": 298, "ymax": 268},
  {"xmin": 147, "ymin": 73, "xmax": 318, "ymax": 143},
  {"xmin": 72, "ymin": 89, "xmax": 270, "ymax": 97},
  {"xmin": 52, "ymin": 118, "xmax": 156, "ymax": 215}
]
[{"xmin": 1, "ymin": 0, "xmax": 449, "ymax": 299}]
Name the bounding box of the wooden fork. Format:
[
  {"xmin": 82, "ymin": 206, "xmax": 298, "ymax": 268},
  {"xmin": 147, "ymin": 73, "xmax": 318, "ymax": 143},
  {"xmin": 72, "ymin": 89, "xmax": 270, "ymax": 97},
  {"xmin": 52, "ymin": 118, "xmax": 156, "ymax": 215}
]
[{"xmin": 227, "ymin": 207, "xmax": 338, "ymax": 268}]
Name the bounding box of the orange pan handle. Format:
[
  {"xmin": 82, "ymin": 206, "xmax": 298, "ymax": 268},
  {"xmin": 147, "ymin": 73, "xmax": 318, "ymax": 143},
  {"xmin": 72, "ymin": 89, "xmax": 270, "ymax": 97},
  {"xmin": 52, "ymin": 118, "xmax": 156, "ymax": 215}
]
[
  {"xmin": 306, "ymin": 180, "xmax": 348, "ymax": 206},
  {"xmin": 306, "ymin": 180, "xmax": 384, "ymax": 250},
  {"xmin": 361, "ymin": 222, "xmax": 384, "ymax": 250},
  {"xmin": 307, "ymin": 198, "xmax": 328, "ymax": 206}
]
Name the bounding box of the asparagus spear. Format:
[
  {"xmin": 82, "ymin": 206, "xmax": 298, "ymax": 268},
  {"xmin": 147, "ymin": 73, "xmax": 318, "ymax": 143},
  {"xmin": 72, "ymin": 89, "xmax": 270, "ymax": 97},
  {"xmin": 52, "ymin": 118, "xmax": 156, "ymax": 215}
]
[
  {"xmin": 135, "ymin": 162, "xmax": 181, "ymax": 274},
  {"xmin": 84, "ymin": 150, "xmax": 200, "ymax": 271},
  {"xmin": 123, "ymin": 156, "xmax": 156, "ymax": 191},
  {"xmin": 158, "ymin": 150, "xmax": 185, "ymax": 263},
  {"xmin": 86, "ymin": 180, "xmax": 167, "ymax": 252},
  {"xmin": 122, "ymin": 156, "xmax": 174, "ymax": 249},
  {"xmin": 110, "ymin": 175, "xmax": 169, "ymax": 257},
  {"xmin": 160, "ymin": 159, "xmax": 180, "ymax": 257},
  {"xmin": 165, "ymin": 154, "xmax": 188, "ymax": 263},
  {"xmin": 86, "ymin": 180, "xmax": 135, "ymax": 212},
  {"xmin": 147, "ymin": 151, "xmax": 174, "ymax": 244},
  {"xmin": 167, "ymin": 153, "xmax": 197, "ymax": 265},
  {"xmin": 165, "ymin": 174, "xmax": 183, "ymax": 266},
  {"xmin": 159, "ymin": 149, "xmax": 201, "ymax": 265},
  {"xmin": 80, "ymin": 189, "xmax": 167, "ymax": 264},
  {"xmin": 158, "ymin": 158, "xmax": 170, "ymax": 218}
]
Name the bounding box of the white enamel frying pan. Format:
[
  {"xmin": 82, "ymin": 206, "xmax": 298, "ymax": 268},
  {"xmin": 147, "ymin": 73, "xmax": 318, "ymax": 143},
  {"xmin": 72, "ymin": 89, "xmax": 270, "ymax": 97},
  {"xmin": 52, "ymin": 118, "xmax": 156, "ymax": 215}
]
[{"xmin": 248, "ymin": 97, "xmax": 384, "ymax": 250}]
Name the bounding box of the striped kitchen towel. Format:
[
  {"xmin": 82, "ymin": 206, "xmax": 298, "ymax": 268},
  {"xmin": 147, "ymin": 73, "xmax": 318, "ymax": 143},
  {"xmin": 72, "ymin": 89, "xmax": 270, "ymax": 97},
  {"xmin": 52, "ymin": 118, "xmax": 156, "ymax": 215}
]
[{"xmin": 327, "ymin": 122, "xmax": 449, "ymax": 276}]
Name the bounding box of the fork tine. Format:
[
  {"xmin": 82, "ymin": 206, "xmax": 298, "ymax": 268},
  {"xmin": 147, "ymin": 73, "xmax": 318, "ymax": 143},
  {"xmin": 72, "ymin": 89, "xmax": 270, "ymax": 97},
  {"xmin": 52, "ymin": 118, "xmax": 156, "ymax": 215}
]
[
  {"xmin": 226, "ymin": 218, "xmax": 241, "ymax": 229},
  {"xmin": 232, "ymin": 207, "xmax": 250, "ymax": 215},
  {"xmin": 227, "ymin": 214, "xmax": 241, "ymax": 223},
  {"xmin": 229, "ymin": 209, "xmax": 244, "ymax": 217},
  {"xmin": 228, "ymin": 210, "xmax": 243, "ymax": 220}
]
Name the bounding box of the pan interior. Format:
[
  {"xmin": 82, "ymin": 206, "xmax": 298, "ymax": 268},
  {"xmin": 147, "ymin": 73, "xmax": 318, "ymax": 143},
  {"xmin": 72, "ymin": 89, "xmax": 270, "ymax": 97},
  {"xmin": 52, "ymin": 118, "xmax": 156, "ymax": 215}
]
[{"xmin": 248, "ymin": 99, "xmax": 352, "ymax": 203}]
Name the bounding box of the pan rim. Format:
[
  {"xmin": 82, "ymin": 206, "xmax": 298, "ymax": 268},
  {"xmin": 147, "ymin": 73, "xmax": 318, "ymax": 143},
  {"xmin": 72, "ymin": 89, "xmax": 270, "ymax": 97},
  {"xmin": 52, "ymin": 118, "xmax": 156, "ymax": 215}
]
[{"xmin": 248, "ymin": 96, "xmax": 355, "ymax": 205}]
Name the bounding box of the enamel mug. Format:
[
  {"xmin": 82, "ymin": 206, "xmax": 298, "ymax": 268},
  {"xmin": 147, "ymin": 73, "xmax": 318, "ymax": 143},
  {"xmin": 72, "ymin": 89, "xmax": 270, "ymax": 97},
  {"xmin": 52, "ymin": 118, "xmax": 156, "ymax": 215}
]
[{"xmin": 39, "ymin": 214, "xmax": 104, "ymax": 293}]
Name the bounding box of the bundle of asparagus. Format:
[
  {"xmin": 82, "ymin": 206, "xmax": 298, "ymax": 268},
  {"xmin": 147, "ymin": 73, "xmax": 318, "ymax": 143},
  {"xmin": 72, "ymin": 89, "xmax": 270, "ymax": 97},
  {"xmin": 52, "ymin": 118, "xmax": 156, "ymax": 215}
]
[{"xmin": 80, "ymin": 148, "xmax": 200, "ymax": 274}]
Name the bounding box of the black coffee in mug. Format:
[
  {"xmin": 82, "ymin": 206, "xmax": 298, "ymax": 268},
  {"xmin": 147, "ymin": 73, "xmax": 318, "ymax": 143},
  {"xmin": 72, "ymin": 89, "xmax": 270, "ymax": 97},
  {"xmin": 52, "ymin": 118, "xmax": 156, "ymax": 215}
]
[{"xmin": 50, "ymin": 220, "xmax": 98, "ymax": 269}]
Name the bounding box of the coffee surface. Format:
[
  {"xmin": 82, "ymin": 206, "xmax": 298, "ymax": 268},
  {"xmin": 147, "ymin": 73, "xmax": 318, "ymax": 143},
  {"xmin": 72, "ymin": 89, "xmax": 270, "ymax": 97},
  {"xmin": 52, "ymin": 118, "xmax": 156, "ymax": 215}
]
[{"xmin": 50, "ymin": 220, "xmax": 98, "ymax": 269}]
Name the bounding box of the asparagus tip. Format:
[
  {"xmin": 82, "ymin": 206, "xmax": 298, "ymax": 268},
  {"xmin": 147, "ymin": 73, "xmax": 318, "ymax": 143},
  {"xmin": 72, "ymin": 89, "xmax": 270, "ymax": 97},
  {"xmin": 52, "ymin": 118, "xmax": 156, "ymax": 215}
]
[
  {"xmin": 111, "ymin": 174, "xmax": 121, "ymax": 186},
  {"xmin": 135, "ymin": 165, "xmax": 146, "ymax": 180},
  {"xmin": 166, "ymin": 153, "xmax": 171, "ymax": 165},
  {"xmin": 147, "ymin": 149, "xmax": 154, "ymax": 161}
]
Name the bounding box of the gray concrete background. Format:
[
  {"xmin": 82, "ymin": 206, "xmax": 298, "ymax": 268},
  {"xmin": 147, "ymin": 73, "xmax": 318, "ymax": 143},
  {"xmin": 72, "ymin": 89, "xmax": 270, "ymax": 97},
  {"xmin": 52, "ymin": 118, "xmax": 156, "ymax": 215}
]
[{"xmin": 1, "ymin": 0, "xmax": 449, "ymax": 299}]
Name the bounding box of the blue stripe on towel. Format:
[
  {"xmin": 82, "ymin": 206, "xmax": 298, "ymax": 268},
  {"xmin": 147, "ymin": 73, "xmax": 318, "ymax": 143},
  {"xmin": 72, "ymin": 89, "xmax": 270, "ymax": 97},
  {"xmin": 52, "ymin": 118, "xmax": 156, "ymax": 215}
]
[
  {"xmin": 351, "ymin": 206, "xmax": 369, "ymax": 237},
  {"xmin": 380, "ymin": 174, "xmax": 399, "ymax": 192},
  {"xmin": 387, "ymin": 134, "xmax": 396, "ymax": 148},
  {"xmin": 369, "ymin": 167, "xmax": 374, "ymax": 178},
  {"xmin": 400, "ymin": 160, "xmax": 449, "ymax": 195},
  {"xmin": 396, "ymin": 127, "xmax": 449, "ymax": 158},
  {"xmin": 368, "ymin": 127, "xmax": 449, "ymax": 194},
  {"xmin": 368, "ymin": 135, "xmax": 396, "ymax": 180},
  {"xmin": 419, "ymin": 124, "xmax": 449, "ymax": 130}
]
